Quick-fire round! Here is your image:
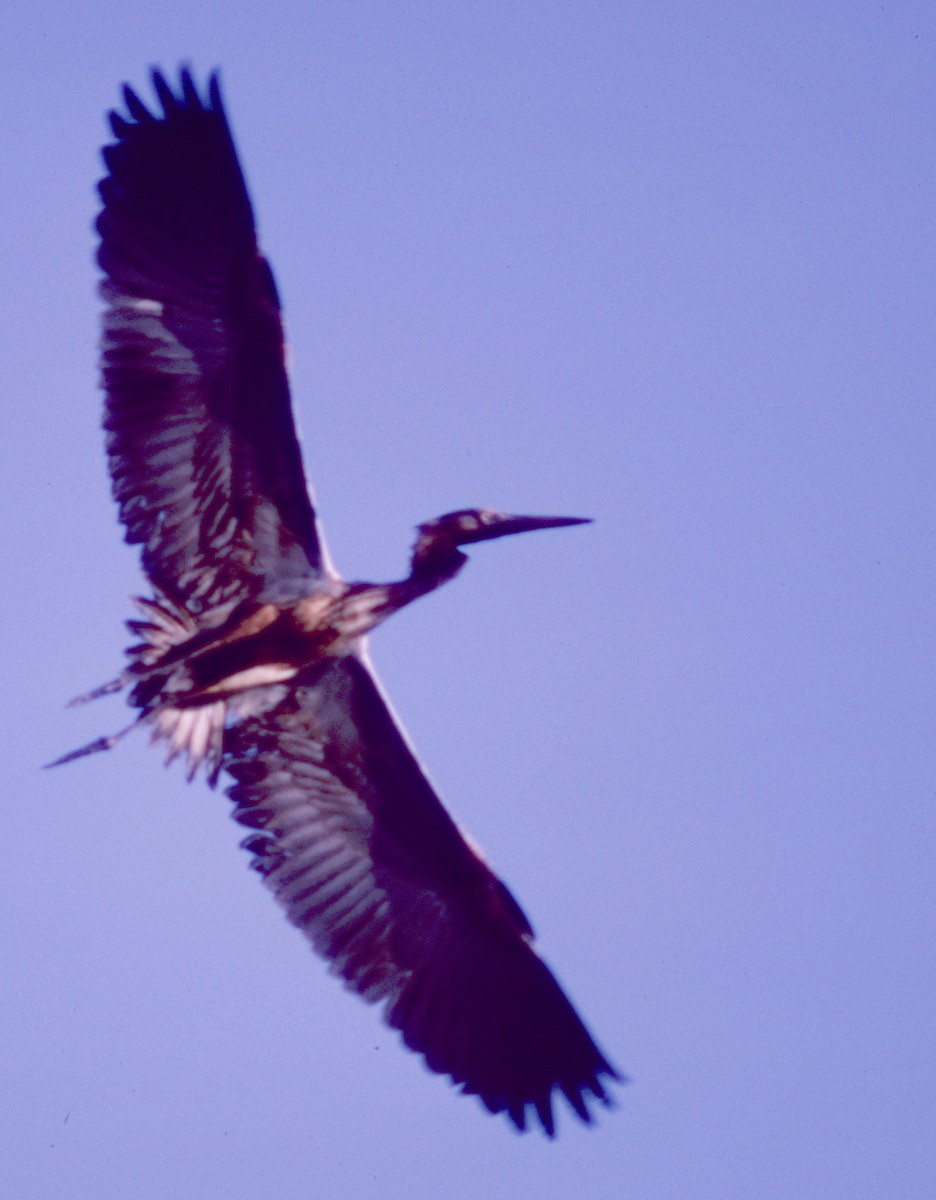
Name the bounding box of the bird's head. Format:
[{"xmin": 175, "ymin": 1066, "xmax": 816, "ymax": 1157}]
[{"xmin": 410, "ymin": 509, "xmax": 591, "ymax": 580}]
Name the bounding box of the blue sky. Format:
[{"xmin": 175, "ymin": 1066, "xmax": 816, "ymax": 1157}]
[{"xmin": 3, "ymin": 3, "xmax": 934, "ymax": 1197}]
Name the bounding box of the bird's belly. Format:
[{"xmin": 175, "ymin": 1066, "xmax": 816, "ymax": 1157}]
[
  {"xmin": 195, "ymin": 662, "xmax": 300, "ymax": 695},
  {"xmin": 161, "ymin": 611, "xmax": 340, "ymax": 704}
]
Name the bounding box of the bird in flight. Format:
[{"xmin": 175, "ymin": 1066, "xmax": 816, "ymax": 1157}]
[{"xmin": 52, "ymin": 68, "xmax": 620, "ymax": 1135}]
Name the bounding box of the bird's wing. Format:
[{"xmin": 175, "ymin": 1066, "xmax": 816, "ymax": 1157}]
[
  {"xmin": 224, "ymin": 655, "xmax": 619, "ymax": 1135},
  {"xmin": 97, "ymin": 70, "xmax": 329, "ymax": 618}
]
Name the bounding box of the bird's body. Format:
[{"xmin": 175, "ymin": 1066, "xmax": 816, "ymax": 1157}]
[{"xmin": 54, "ymin": 69, "xmax": 620, "ymax": 1135}]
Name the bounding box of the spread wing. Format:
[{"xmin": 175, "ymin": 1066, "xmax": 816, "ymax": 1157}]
[
  {"xmin": 224, "ymin": 656, "xmax": 619, "ymax": 1135},
  {"xmin": 97, "ymin": 70, "xmax": 328, "ymax": 617}
]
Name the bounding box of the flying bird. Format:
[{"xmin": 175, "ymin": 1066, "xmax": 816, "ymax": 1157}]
[{"xmin": 53, "ymin": 68, "xmax": 620, "ymax": 1135}]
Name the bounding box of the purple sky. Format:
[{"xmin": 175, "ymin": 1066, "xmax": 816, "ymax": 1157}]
[{"xmin": 3, "ymin": 4, "xmax": 933, "ymax": 1197}]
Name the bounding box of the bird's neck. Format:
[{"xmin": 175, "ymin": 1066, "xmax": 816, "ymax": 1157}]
[
  {"xmin": 312, "ymin": 547, "xmax": 468, "ymax": 645},
  {"xmin": 407, "ymin": 543, "xmax": 468, "ymax": 595}
]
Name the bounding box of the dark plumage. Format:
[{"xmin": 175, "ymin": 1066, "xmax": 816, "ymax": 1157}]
[{"xmin": 56, "ymin": 68, "xmax": 620, "ymax": 1135}]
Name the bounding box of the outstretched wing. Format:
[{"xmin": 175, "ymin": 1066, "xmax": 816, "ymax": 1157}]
[
  {"xmin": 98, "ymin": 70, "xmax": 328, "ymax": 617},
  {"xmin": 225, "ymin": 656, "xmax": 619, "ymax": 1135}
]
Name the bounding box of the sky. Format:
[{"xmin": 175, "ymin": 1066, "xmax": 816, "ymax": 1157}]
[{"xmin": 2, "ymin": 3, "xmax": 934, "ymax": 1197}]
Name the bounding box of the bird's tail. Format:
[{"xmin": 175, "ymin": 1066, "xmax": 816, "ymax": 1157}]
[
  {"xmin": 148, "ymin": 700, "xmax": 227, "ymax": 784},
  {"xmin": 46, "ymin": 699, "xmax": 227, "ymax": 785},
  {"xmin": 49, "ymin": 594, "xmax": 227, "ymax": 785},
  {"xmin": 59, "ymin": 592, "xmax": 192, "ymax": 708}
]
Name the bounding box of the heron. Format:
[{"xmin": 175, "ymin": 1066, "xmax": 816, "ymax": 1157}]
[{"xmin": 51, "ymin": 69, "xmax": 620, "ymax": 1135}]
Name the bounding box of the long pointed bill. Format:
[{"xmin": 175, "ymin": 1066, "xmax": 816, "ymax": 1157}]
[{"xmin": 465, "ymin": 513, "xmax": 592, "ymax": 544}]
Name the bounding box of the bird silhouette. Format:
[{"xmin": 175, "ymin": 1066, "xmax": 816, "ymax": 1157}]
[{"xmin": 51, "ymin": 68, "xmax": 620, "ymax": 1135}]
